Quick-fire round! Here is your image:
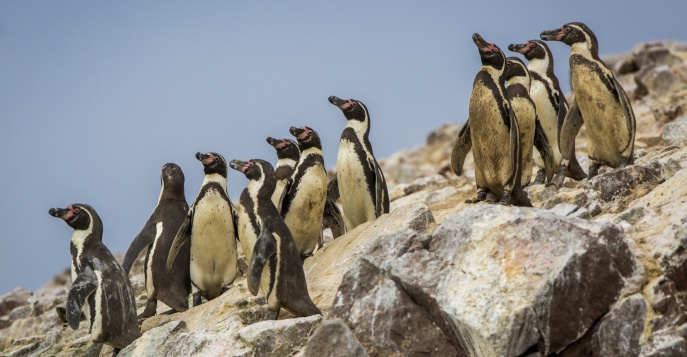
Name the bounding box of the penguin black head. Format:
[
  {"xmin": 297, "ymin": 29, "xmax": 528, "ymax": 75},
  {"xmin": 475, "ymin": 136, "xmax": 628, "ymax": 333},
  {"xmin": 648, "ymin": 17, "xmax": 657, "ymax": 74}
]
[
  {"xmin": 49, "ymin": 204, "xmax": 102, "ymax": 234},
  {"xmin": 328, "ymin": 96, "xmax": 369, "ymax": 122},
  {"xmin": 472, "ymin": 33, "xmax": 505, "ymax": 70},
  {"xmin": 229, "ymin": 159, "xmax": 277, "ymax": 197},
  {"xmin": 540, "ymin": 22, "xmax": 599, "ymax": 55},
  {"xmin": 508, "ymin": 40, "xmax": 551, "ymax": 62},
  {"xmin": 266, "ymin": 137, "xmax": 300, "ymax": 161},
  {"xmin": 289, "ymin": 126, "xmax": 322, "ymax": 150},
  {"xmin": 504, "ymin": 57, "xmax": 530, "ymax": 83},
  {"xmin": 161, "ymin": 163, "xmax": 185, "ymax": 198},
  {"xmin": 196, "ymin": 152, "xmax": 228, "ymax": 177}
]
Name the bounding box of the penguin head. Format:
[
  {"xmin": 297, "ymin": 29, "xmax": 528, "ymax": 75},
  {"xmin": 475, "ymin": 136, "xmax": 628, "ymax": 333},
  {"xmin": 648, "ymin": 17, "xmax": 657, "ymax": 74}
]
[
  {"xmin": 472, "ymin": 33, "xmax": 505, "ymax": 70},
  {"xmin": 196, "ymin": 152, "xmax": 228, "ymax": 177},
  {"xmin": 504, "ymin": 57, "xmax": 530, "ymax": 88},
  {"xmin": 289, "ymin": 126, "xmax": 322, "ymax": 150},
  {"xmin": 507, "ymin": 40, "xmax": 550, "ymax": 62},
  {"xmin": 161, "ymin": 163, "xmax": 185, "ymax": 198},
  {"xmin": 540, "ymin": 22, "xmax": 598, "ymax": 55},
  {"xmin": 229, "ymin": 159, "xmax": 276, "ymax": 196},
  {"xmin": 266, "ymin": 137, "xmax": 300, "ymax": 161},
  {"xmin": 328, "ymin": 96, "xmax": 369, "ymax": 123},
  {"xmin": 49, "ymin": 204, "xmax": 102, "ymax": 234}
]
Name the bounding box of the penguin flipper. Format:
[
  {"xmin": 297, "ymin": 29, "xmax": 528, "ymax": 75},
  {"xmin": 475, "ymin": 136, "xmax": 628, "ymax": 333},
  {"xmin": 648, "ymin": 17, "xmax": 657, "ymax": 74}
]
[
  {"xmin": 613, "ymin": 75, "xmax": 636, "ymax": 164},
  {"xmin": 558, "ymin": 98, "xmax": 584, "ymax": 163},
  {"xmin": 372, "ymin": 159, "xmax": 387, "ymax": 217},
  {"xmin": 67, "ymin": 265, "xmax": 98, "ymax": 330},
  {"xmin": 533, "ymin": 117, "xmax": 556, "ymax": 182},
  {"xmin": 451, "ymin": 119, "xmax": 472, "ymax": 176},
  {"xmin": 327, "ymin": 175, "xmax": 340, "ymax": 201},
  {"xmin": 166, "ymin": 211, "xmax": 192, "ymax": 272},
  {"xmin": 122, "ymin": 219, "xmax": 156, "ymax": 274},
  {"xmin": 247, "ymin": 224, "xmax": 277, "ymax": 296},
  {"xmin": 506, "ymin": 106, "xmax": 523, "ymax": 200},
  {"xmin": 277, "ymin": 178, "xmax": 292, "ymax": 214},
  {"xmin": 322, "ymin": 197, "xmax": 345, "ymax": 238}
]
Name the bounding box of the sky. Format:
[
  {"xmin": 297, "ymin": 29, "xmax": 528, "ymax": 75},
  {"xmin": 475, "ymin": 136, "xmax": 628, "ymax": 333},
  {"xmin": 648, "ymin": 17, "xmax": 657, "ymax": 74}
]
[{"xmin": 1, "ymin": 1, "xmax": 686, "ymax": 294}]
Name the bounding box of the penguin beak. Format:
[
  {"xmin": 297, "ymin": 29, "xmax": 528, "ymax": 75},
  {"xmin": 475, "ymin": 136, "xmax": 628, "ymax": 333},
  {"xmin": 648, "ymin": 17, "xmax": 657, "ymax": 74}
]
[
  {"xmin": 229, "ymin": 160, "xmax": 250, "ymax": 173},
  {"xmin": 328, "ymin": 96, "xmax": 347, "ymax": 109},
  {"xmin": 289, "ymin": 126, "xmax": 306, "ymax": 139},
  {"xmin": 472, "ymin": 33, "xmax": 491, "ymax": 51},
  {"xmin": 49, "ymin": 207, "xmax": 73, "ymax": 221},
  {"xmin": 508, "ymin": 43, "xmax": 527, "ymax": 54},
  {"xmin": 196, "ymin": 152, "xmax": 213, "ymax": 165},
  {"xmin": 540, "ymin": 28, "xmax": 564, "ymax": 41}
]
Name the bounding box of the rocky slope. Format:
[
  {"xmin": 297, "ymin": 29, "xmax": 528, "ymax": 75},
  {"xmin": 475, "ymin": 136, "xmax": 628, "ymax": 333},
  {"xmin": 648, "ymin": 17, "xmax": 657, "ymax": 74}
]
[{"xmin": 2, "ymin": 40, "xmax": 687, "ymax": 357}]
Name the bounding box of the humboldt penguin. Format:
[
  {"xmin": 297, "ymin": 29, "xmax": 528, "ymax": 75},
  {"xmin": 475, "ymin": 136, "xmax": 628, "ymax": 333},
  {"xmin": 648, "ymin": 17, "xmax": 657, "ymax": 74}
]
[
  {"xmin": 167, "ymin": 152, "xmax": 238, "ymax": 306},
  {"xmin": 541, "ymin": 22, "xmax": 636, "ymax": 183},
  {"xmin": 504, "ymin": 56, "xmax": 556, "ymax": 186},
  {"xmin": 461, "ymin": 33, "xmax": 531, "ymax": 206},
  {"xmin": 322, "ymin": 176, "xmax": 345, "ymax": 239},
  {"xmin": 280, "ymin": 126, "xmax": 327, "ymax": 259},
  {"xmin": 122, "ymin": 163, "xmax": 190, "ymax": 319},
  {"xmin": 229, "ymin": 159, "xmax": 321, "ymax": 320},
  {"xmin": 508, "ymin": 39, "xmax": 587, "ymax": 183},
  {"xmin": 265, "ymin": 137, "xmax": 300, "ymax": 210},
  {"xmin": 49, "ymin": 204, "xmax": 140, "ymax": 356},
  {"xmin": 328, "ymin": 96, "xmax": 389, "ymax": 230}
]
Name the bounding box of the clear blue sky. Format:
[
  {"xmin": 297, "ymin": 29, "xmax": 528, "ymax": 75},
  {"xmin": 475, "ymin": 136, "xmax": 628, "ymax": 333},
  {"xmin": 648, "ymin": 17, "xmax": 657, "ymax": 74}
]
[{"xmin": 1, "ymin": 1, "xmax": 685, "ymax": 294}]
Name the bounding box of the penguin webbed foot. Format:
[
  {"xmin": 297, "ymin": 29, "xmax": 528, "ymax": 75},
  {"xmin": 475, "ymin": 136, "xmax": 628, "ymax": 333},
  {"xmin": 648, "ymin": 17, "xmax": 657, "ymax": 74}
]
[
  {"xmin": 138, "ymin": 300, "xmax": 157, "ymax": 321},
  {"xmin": 486, "ymin": 192, "xmax": 498, "ymax": 204},
  {"xmin": 532, "ymin": 169, "xmax": 547, "ymax": 185},
  {"xmin": 618, "ymin": 156, "xmax": 630, "ymax": 168},
  {"xmin": 498, "ymin": 191, "xmax": 512, "ymax": 206},
  {"xmin": 547, "ymin": 165, "xmax": 567, "ymax": 189},
  {"xmin": 265, "ymin": 307, "xmax": 280, "ymax": 320},
  {"xmin": 192, "ymin": 292, "xmax": 203, "ymax": 307},
  {"xmin": 466, "ymin": 189, "xmax": 488, "ymax": 204},
  {"xmin": 84, "ymin": 342, "xmax": 104, "ymax": 357},
  {"xmin": 588, "ymin": 163, "xmax": 601, "ymax": 178}
]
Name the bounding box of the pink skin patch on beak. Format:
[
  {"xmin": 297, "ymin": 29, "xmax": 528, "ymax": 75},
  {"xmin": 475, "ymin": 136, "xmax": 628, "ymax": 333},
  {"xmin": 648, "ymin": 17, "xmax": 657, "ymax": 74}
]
[
  {"xmin": 298, "ymin": 127, "xmax": 311, "ymax": 140},
  {"xmin": 274, "ymin": 140, "xmax": 289, "ymax": 150},
  {"xmin": 241, "ymin": 161, "xmax": 253, "ymax": 173},
  {"xmin": 482, "ymin": 43, "xmax": 499, "ymax": 52},
  {"xmin": 61, "ymin": 205, "xmax": 76, "ymax": 221},
  {"xmin": 338, "ymin": 100, "xmax": 354, "ymax": 110},
  {"xmin": 201, "ymin": 153, "xmax": 214, "ymax": 165}
]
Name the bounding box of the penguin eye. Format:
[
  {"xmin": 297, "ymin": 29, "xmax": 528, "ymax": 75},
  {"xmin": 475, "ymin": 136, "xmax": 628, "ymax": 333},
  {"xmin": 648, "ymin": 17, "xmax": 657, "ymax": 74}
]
[
  {"xmin": 351, "ymin": 102, "xmax": 358, "ymax": 107},
  {"xmin": 73, "ymin": 208, "xmax": 80, "ymax": 214},
  {"xmin": 213, "ymin": 157, "xmax": 219, "ymax": 162},
  {"xmin": 564, "ymin": 27, "xmax": 572, "ymax": 33},
  {"xmin": 530, "ymin": 42, "xmax": 537, "ymax": 48}
]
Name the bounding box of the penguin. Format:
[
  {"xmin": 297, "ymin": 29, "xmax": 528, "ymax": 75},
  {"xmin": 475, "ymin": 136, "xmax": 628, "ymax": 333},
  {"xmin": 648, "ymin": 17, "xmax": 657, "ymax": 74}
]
[
  {"xmin": 167, "ymin": 152, "xmax": 238, "ymax": 306},
  {"xmin": 541, "ymin": 22, "xmax": 636, "ymax": 182},
  {"xmin": 280, "ymin": 126, "xmax": 328, "ymax": 260},
  {"xmin": 122, "ymin": 163, "xmax": 191, "ymax": 319},
  {"xmin": 229, "ymin": 159, "xmax": 321, "ymax": 320},
  {"xmin": 322, "ymin": 175, "xmax": 345, "ymax": 239},
  {"xmin": 460, "ymin": 33, "xmax": 531, "ymax": 206},
  {"xmin": 265, "ymin": 137, "xmax": 300, "ymax": 210},
  {"xmin": 49, "ymin": 204, "xmax": 140, "ymax": 356},
  {"xmin": 328, "ymin": 96, "xmax": 390, "ymax": 231},
  {"xmin": 508, "ymin": 39, "xmax": 587, "ymax": 184},
  {"xmin": 504, "ymin": 56, "xmax": 556, "ymax": 186}
]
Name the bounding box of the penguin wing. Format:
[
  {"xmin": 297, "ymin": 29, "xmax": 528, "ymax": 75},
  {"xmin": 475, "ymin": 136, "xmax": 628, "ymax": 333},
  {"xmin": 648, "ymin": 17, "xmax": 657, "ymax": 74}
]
[
  {"xmin": 166, "ymin": 209, "xmax": 193, "ymax": 272},
  {"xmin": 451, "ymin": 119, "xmax": 472, "ymax": 176},
  {"xmin": 67, "ymin": 265, "xmax": 98, "ymax": 330},
  {"xmin": 533, "ymin": 117, "xmax": 556, "ymax": 182},
  {"xmin": 558, "ymin": 97, "xmax": 584, "ymax": 162},
  {"xmin": 371, "ymin": 159, "xmax": 387, "ymax": 217},
  {"xmin": 326, "ymin": 175, "xmax": 340, "ymax": 201},
  {"xmin": 247, "ymin": 224, "xmax": 277, "ymax": 296},
  {"xmin": 613, "ymin": 75, "xmax": 637, "ymax": 145},
  {"xmin": 322, "ymin": 197, "xmax": 345, "ymax": 238},
  {"xmin": 122, "ymin": 218, "xmax": 156, "ymax": 274},
  {"xmin": 277, "ymin": 178, "xmax": 292, "ymax": 213}
]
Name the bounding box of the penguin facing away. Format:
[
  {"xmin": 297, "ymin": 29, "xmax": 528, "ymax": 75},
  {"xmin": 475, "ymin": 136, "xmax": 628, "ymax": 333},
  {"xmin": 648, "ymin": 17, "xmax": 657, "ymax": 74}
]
[
  {"xmin": 229, "ymin": 159, "xmax": 321, "ymax": 320},
  {"xmin": 167, "ymin": 152, "xmax": 238, "ymax": 306},
  {"xmin": 541, "ymin": 22, "xmax": 636, "ymax": 183},
  {"xmin": 280, "ymin": 126, "xmax": 328, "ymax": 260},
  {"xmin": 504, "ymin": 56, "xmax": 556, "ymax": 186},
  {"xmin": 122, "ymin": 163, "xmax": 191, "ymax": 319},
  {"xmin": 49, "ymin": 204, "xmax": 140, "ymax": 356},
  {"xmin": 508, "ymin": 39, "xmax": 587, "ymax": 184},
  {"xmin": 265, "ymin": 137, "xmax": 300, "ymax": 211},
  {"xmin": 328, "ymin": 96, "xmax": 389, "ymax": 231},
  {"xmin": 461, "ymin": 33, "xmax": 531, "ymax": 206}
]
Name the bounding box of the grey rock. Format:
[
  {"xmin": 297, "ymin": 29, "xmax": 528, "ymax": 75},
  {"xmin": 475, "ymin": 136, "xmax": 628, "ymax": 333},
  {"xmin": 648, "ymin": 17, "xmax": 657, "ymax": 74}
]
[
  {"xmin": 640, "ymin": 329, "xmax": 687, "ymax": 357},
  {"xmin": 238, "ymin": 315, "xmax": 322, "ymax": 357},
  {"xmin": 0, "ymin": 287, "xmax": 31, "ymax": 318},
  {"xmin": 588, "ymin": 161, "xmax": 663, "ymax": 202},
  {"xmin": 662, "ymin": 117, "xmax": 687, "ymax": 146},
  {"xmin": 302, "ymin": 319, "xmax": 368, "ymax": 357}
]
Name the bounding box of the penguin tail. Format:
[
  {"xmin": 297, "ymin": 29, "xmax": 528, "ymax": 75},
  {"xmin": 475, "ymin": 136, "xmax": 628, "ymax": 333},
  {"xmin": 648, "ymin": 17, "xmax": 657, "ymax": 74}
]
[
  {"xmin": 511, "ymin": 187, "xmax": 533, "ymax": 207},
  {"xmin": 285, "ymin": 297, "xmax": 322, "ymax": 318}
]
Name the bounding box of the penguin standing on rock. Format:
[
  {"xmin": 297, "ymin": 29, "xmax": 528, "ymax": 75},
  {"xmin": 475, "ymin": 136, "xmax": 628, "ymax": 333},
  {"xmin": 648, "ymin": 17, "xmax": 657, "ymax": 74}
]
[
  {"xmin": 508, "ymin": 39, "xmax": 587, "ymax": 183},
  {"xmin": 229, "ymin": 159, "xmax": 321, "ymax": 320},
  {"xmin": 504, "ymin": 56, "xmax": 556, "ymax": 186},
  {"xmin": 167, "ymin": 152, "xmax": 238, "ymax": 306},
  {"xmin": 456, "ymin": 33, "xmax": 531, "ymax": 206},
  {"xmin": 49, "ymin": 204, "xmax": 140, "ymax": 356},
  {"xmin": 541, "ymin": 22, "xmax": 636, "ymax": 184},
  {"xmin": 280, "ymin": 126, "xmax": 328, "ymax": 260},
  {"xmin": 265, "ymin": 137, "xmax": 300, "ymax": 210},
  {"xmin": 122, "ymin": 163, "xmax": 191, "ymax": 319},
  {"xmin": 328, "ymin": 96, "xmax": 389, "ymax": 231}
]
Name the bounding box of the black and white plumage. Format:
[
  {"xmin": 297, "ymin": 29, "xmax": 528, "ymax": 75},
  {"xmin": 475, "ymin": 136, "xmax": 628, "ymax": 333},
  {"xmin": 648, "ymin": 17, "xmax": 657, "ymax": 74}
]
[
  {"xmin": 229, "ymin": 159, "xmax": 321, "ymax": 320},
  {"xmin": 541, "ymin": 22, "xmax": 636, "ymax": 183},
  {"xmin": 454, "ymin": 33, "xmax": 531, "ymax": 207},
  {"xmin": 49, "ymin": 204, "xmax": 140, "ymax": 356},
  {"xmin": 265, "ymin": 137, "xmax": 300, "ymax": 210},
  {"xmin": 504, "ymin": 56, "xmax": 556, "ymax": 186},
  {"xmin": 508, "ymin": 39, "xmax": 587, "ymax": 184},
  {"xmin": 122, "ymin": 163, "xmax": 190, "ymax": 319},
  {"xmin": 280, "ymin": 126, "xmax": 328, "ymax": 259},
  {"xmin": 328, "ymin": 96, "xmax": 389, "ymax": 231},
  {"xmin": 322, "ymin": 175, "xmax": 345, "ymax": 239},
  {"xmin": 166, "ymin": 152, "xmax": 237, "ymax": 306}
]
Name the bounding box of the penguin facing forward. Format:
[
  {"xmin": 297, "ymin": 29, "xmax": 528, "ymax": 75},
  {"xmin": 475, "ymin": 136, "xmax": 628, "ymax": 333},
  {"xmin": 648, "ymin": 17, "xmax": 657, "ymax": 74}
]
[
  {"xmin": 167, "ymin": 152, "xmax": 238, "ymax": 306},
  {"xmin": 508, "ymin": 39, "xmax": 587, "ymax": 184},
  {"xmin": 462, "ymin": 33, "xmax": 531, "ymax": 206},
  {"xmin": 328, "ymin": 96, "xmax": 389, "ymax": 231},
  {"xmin": 49, "ymin": 204, "xmax": 140, "ymax": 356},
  {"xmin": 265, "ymin": 137, "xmax": 300, "ymax": 210},
  {"xmin": 122, "ymin": 163, "xmax": 191, "ymax": 319},
  {"xmin": 504, "ymin": 56, "xmax": 556, "ymax": 186},
  {"xmin": 541, "ymin": 22, "xmax": 636, "ymax": 182},
  {"xmin": 280, "ymin": 126, "xmax": 328, "ymax": 260},
  {"xmin": 229, "ymin": 159, "xmax": 321, "ymax": 320}
]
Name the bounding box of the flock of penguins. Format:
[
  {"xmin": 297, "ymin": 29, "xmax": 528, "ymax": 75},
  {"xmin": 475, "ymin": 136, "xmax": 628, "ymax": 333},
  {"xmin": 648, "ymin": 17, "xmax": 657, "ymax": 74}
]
[{"xmin": 46, "ymin": 22, "xmax": 636, "ymax": 356}]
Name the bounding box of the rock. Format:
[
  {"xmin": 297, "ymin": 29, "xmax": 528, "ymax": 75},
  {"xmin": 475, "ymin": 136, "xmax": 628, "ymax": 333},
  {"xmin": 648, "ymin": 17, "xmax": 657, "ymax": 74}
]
[
  {"xmin": 238, "ymin": 315, "xmax": 322, "ymax": 356},
  {"xmin": 588, "ymin": 160, "xmax": 663, "ymax": 202},
  {"xmin": 640, "ymin": 329, "xmax": 687, "ymax": 357},
  {"xmin": 301, "ymin": 319, "xmax": 368, "ymax": 357},
  {"xmin": 662, "ymin": 116, "xmax": 687, "ymax": 146},
  {"xmin": 0, "ymin": 287, "xmax": 31, "ymax": 318}
]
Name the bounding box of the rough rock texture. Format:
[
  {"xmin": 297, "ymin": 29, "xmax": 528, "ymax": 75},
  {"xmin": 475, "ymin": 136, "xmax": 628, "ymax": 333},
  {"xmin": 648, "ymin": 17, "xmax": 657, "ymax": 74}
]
[{"xmin": 3, "ymin": 40, "xmax": 687, "ymax": 356}]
